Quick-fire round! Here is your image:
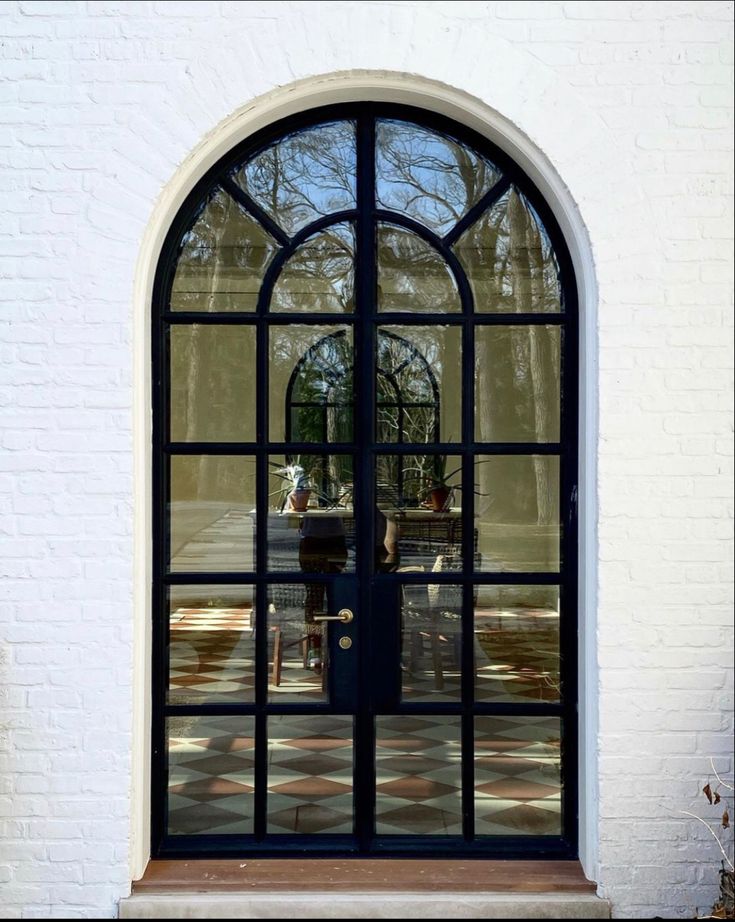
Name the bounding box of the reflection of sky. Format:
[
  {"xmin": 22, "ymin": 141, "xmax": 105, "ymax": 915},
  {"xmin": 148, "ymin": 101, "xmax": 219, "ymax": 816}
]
[
  {"xmin": 376, "ymin": 119, "xmax": 502, "ymax": 236},
  {"xmin": 179, "ymin": 117, "xmax": 561, "ymax": 315},
  {"xmin": 235, "ymin": 121, "xmax": 357, "ymax": 237},
  {"xmin": 233, "ymin": 118, "xmax": 503, "ymax": 241}
]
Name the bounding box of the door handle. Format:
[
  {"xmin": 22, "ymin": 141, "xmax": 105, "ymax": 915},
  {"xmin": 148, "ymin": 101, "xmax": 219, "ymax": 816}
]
[{"xmin": 313, "ymin": 608, "xmax": 354, "ymax": 624}]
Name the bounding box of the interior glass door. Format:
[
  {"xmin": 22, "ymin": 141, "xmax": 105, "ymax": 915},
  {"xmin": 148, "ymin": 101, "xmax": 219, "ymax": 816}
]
[{"xmin": 153, "ymin": 103, "xmax": 578, "ymax": 858}]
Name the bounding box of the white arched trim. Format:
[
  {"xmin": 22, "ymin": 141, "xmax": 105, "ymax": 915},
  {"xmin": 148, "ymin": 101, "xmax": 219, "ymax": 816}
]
[{"xmin": 132, "ymin": 70, "xmax": 599, "ymax": 883}]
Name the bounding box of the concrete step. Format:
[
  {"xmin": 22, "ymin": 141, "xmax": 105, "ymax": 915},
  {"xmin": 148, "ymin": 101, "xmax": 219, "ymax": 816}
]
[{"xmin": 119, "ymin": 891, "xmax": 611, "ymax": 919}]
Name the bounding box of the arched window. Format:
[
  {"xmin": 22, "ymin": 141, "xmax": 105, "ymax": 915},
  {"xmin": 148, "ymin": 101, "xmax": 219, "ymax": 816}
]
[{"xmin": 153, "ymin": 104, "xmax": 578, "ymax": 858}]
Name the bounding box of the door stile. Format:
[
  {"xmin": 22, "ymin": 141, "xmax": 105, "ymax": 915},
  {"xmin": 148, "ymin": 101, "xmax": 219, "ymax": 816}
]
[{"xmin": 354, "ymin": 109, "xmax": 377, "ymax": 852}]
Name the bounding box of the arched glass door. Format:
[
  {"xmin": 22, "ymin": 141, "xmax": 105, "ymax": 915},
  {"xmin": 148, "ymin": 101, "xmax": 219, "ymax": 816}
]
[{"xmin": 153, "ymin": 104, "xmax": 578, "ymax": 858}]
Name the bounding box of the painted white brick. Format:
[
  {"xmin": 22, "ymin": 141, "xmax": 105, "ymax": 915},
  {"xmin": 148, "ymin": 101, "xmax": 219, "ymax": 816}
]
[{"xmin": 0, "ymin": 1, "xmax": 732, "ymax": 919}]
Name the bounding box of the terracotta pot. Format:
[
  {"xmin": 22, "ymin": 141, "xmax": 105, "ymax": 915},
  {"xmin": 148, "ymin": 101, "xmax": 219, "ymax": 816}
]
[
  {"xmin": 429, "ymin": 485, "xmax": 451, "ymax": 512},
  {"xmin": 289, "ymin": 489, "xmax": 311, "ymax": 512}
]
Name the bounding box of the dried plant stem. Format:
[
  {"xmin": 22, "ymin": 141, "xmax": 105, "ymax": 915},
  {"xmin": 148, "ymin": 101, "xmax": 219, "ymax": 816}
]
[
  {"xmin": 681, "ymin": 811, "xmax": 735, "ymax": 872},
  {"xmin": 710, "ymin": 758, "xmax": 735, "ymax": 793}
]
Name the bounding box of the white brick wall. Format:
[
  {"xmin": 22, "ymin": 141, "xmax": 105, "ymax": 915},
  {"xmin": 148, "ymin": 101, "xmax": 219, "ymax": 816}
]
[{"xmin": 0, "ymin": 1, "xmax": 732, "ymax": 918}]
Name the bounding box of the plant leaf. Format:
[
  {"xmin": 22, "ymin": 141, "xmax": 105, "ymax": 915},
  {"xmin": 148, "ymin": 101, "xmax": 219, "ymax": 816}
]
[
  {"xmin": 714, "ymin": 791, "xmax": 721, "ymax": 805},
  {"xmin": 722, "ymin": 809, "xmax": 730, "ymax": 829},
  {"xmin": 703, "ymin": 783, "xmax": 713, "ymax": 804}
]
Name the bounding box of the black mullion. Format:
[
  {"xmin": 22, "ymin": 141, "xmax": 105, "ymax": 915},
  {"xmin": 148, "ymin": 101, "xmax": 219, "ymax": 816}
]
[
  {"xmin": 458, "ymin": 191, "xmax": 475, "ymax": 844},
  {"xmin": 253, "ymin": 268, "xmax": 269, "ymax": 839},
  {"xmin": 461, "ymin": 579, "xmax": 475, "ymax": 843},
  {"xmin": 220, "ymin": 175, "xmax": 290, "ymax": 247},
  {"xmin": 165, "ymin": 442, "xmax": 355, "ymax": 454},
  {"xmin": 559, "ymin": 269, "xmax": 580, "ymax": 851},
  {"xmin": 162, "ymin": 312, "xmax": 566, "ymax": 327},
  {"xmin": 164, "ymin": 572, "xmax": 346, "ymax": 585},
  {"xmin": 442, "ymin": 175, "xmax": 513, "ymax": 248},
  {"xmin": 158, "ymin": 834, "xmax": 573, "ymax": 861},
  {"xmin": 163, "ymin": 571, "xmax": 562, "ymax": 586},
  {"xmin": 151, "ymin": 310, "xmax": 167, "ymax": 854},
  {"xmin": 372, "ymin": 442, "xmax": 562, "ymax": 455},
  {"xmin": 354, "ymin": 109, "xmax": 376, "ymax": 853},
  {"xmin": 164, "ymin": 312, "xmax": 259, "ymax": 325},
  {"xmin": 164, "ymin": 700, "xmax": 565, "ymax": 718}
]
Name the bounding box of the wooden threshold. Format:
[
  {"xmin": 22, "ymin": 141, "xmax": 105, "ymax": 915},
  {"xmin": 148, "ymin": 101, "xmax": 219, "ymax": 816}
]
[{"xmin": 134, "ymin": 859, "xmax": 596, "ymax": 894}]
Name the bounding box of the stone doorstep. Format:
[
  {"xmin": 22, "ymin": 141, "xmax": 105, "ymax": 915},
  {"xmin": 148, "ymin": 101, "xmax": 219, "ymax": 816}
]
[{"xmin": 119, "ymin": 891, "xmax": 611, "ymax": 919}]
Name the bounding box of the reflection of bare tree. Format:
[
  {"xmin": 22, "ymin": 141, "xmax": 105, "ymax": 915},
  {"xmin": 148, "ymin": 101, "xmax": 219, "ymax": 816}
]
[
  {"xmin": 237, "ymin": 121, "xmax": 356, "ymax": 235},
  {"xmin": 377, "ymin": 121, "xmax": 501, "ymax": 235},
  {"xmin": 454, "ymin": 188, "xmax": 561, "ymax": 314},
  {"xmin": 464, "ymin": 190, "xmax": 561, "ymax": 530},
  {"xmin": 509, "ymin": 193, "xmax": 559, "ymax": 525},
  {"xmin": 169, "ymin": 117, "xmax": 564, "ymax": 542},
  {"xmin": 378, "ymin": 227, "xmax": 459, "ymax": 313},
  {"xmin": 171, "ymin": 190, "xmax": 275, "ymax": 313},
  {"xmin": 272, "ymin": 224, "xmax": 355, "ymax": 313}
]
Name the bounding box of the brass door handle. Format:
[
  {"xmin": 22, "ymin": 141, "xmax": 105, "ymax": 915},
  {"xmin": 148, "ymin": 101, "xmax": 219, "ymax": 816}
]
[{"xmin": 313, "ymin": 609, "xmax": 354, "ymax": 624}]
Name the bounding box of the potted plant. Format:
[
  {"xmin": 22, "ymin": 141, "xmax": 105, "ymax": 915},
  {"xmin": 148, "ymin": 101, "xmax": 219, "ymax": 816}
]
[
  {"xmin": 271, "ymin": 461, "xmax": 312, "ymax": 511},
  {"xmin": 422, "ymin": 458, "xmax": 462, "ymax": 512},
  {"xmin": 270, "ymin": 457, "xmax": 353, "ymax": 513}
]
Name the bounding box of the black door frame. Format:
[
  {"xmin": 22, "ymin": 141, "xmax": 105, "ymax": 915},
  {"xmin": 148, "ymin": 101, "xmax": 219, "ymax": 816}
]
[{"xmin": 151, "ymin": 102, "xmax": 579, "ymax": 859}]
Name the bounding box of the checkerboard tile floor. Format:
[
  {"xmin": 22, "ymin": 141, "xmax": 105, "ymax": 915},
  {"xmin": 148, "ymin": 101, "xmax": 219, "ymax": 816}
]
[
  {"xmin": 167, "ymin": 714, "xmax": 561, "ymax": 838},
  {"xmin": 267, "ymin": 715, "xmax": 355, "ymax": 834},
  {"xmin": 474, "ymin": 609, "xmax": 560, "ymax": 703},
  {"xmin": 475, "ymin": 716, "xmax": 562, "ymax": 836},
  {"xmin": 169, "ymin": 607, "xmax": 255, "ymax": 704},
  {"xmin": 168, "ymin": 605, "xmax": 325, "ymax": 704},
  {"xmin": 168, "ymin": 600, "xmax": 561, "ymax": 707},
  {"xmin": 375, "ymin": 716, "xmax": 463, "ymax": 834},
  {"xmin": 167, "ymin": 715, "xmax": 256, "ymax": 835}
]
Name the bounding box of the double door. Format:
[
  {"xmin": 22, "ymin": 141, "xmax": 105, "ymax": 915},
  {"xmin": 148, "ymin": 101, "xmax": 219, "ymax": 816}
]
[{"xmin": 153, "ymin": 104, "xmax": 576, "ymax": 857}]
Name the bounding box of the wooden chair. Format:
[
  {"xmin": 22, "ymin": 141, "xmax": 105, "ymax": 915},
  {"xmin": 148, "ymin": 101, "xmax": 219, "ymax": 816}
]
[{"xmin": 268, "ymin": 584, "xmax": 326, "ymax": 690}]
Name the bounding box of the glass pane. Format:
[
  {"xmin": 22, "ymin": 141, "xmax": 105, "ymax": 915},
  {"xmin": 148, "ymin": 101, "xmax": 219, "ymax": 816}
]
[
  {"xmin": 170, "ymin": 325, "xmax": 256, "ymax": 442},
  {"xmin": 401, "ymin": 582, "xmax": 461, "ymax": 702},
  {"xmin": 375, "ymin": 454, "xmax": 462, "ymax": 572},
  {"xmin": 453, "ymin": 187, "xmax": 562, "ymax": 313},
  {"xmin": 168, "ymin": 585, "xmax": 255, "ymax": 704},
  {"xmin": 167, "ymin": 716, "xmax": 255, "ymax": 835},
  {"xmin": 475, "ymin": 717, "xmax": 561, "ymax": 836},
  {"xmin": 474, "ymin": 585, "xmax": 560, "ymax": 703},
  {"xmin": 267, "ymin": 582, "xmax": 328, "ymax": 703},
  {"xmin": 377, "ymin": 326, "xmax": 461, "ymax": 444},
  {"xmin": 233, "ymin": 121, "xmax": 356, "ymax": 237},
  {"xmin": 268, "ymin": 715, "xmax": 353, "ymax": 834},
  {"xmin": 474, "ymin": 455, "xmax": 559, "ymax": 572},
  {"xmin": 475, "ymin": 326, "xmax": 560, "ymax": 443},
  {"xmin": 169, "ymin": 455, "xmax": 256, "ymax": 572},
  {"xmin": 375, "ymin": 716, "xmax": 462, "ymax": 835},
  {"xmin": 376, "ymin": 119, "xmax": 503, "ymax": 236},
  {"xmin": 268, "ymin": 454, "xmax": 355, "ymax": 573},
  {"xmin": 270, "ymin": 325, "xmax": 353, "ymax": 443},
  {"xmin": 377, "ymin": 225, "xmax": 460, "ymax": 313},
  {"xmin": 170, "ymin": 188, "xmax": 276, "ymax": 312},
  {"xmin": 271, "ymin": 223, "xmax": 354, "ymax": 313}
]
